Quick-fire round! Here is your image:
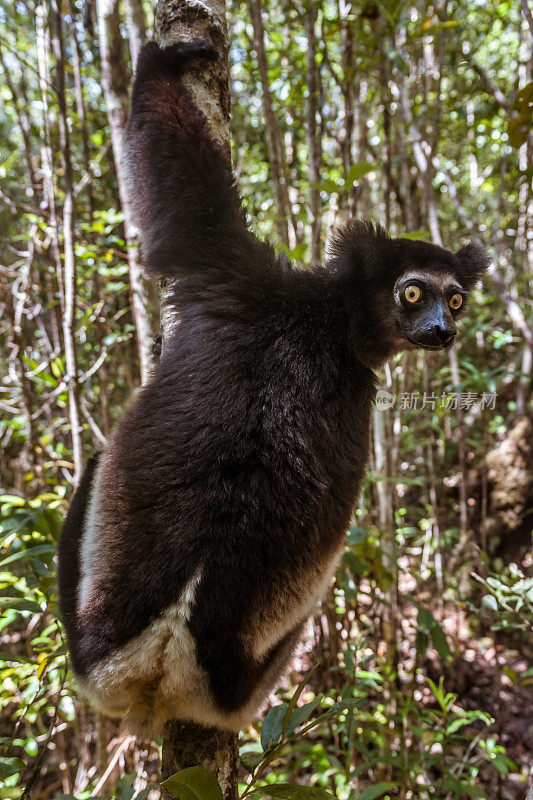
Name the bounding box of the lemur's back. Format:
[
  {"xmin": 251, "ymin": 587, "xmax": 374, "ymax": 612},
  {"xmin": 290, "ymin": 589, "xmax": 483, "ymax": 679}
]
[{"xmin": 59, "ymin": 269, "xmax": 374, "ymax": 733}]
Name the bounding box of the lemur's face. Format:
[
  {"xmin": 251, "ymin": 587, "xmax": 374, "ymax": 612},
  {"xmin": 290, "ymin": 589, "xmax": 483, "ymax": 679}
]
[{"xmin": 391, "ymin": 269, "xmax": 467, "ymax": 351}]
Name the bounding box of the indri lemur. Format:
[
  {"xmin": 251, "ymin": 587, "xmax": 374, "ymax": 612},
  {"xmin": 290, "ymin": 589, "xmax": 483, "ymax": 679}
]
[{"xmin": 58, "ymin": 41, "xmax": 489, "ymax": 735}]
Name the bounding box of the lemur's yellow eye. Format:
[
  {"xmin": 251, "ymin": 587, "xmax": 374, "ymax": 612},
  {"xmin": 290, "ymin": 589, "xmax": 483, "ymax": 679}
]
[
  {"xmin": 404, "ymin": 285, "xmax": 422, "ymax": 304},
  {"xmin": 449, "ymin": 293, "xmax": 463, "ymax": 310}
]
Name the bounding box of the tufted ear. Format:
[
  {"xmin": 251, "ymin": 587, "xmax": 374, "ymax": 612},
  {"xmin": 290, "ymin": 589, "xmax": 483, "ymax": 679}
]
[
  {"xmin": 455, "ymin": 242, "xmax": 490, "ymax": 290},
  {"xmin": 325, "ymin": 220, "xmax": 389, "ymax": 282}
]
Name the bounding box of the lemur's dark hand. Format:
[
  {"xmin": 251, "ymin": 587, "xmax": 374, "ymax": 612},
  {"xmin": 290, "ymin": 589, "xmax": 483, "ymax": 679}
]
[
  {"xmin": 137, "ymin": 39, "xmax": 219, "ymax": 76},
  {"xmin": 152, "ymin": 332, "xmax": 162, "ymax": 361},
  {"xmin": 165, "ymin": 38, "xmax": 219, "ymax": 63}
]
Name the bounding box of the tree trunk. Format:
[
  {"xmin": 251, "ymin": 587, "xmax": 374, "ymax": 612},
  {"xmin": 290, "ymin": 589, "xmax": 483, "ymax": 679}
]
[
  {"xmin": 97, "ymin": 0, "xmax": 155, "ymax": 385},
  {"xmin": 51, "ymin": 0, "xmax": 84, "ymax": 486},
  {"xmin": 305, "ymin": 0, "xmax": 322, "ymax": 265},
  {"xmin": 124, "ymin": 0, "xmax": 146, "ymax": 70},
  {"xmin": 152, "ymin": 2, "xmax": 239, "ymax": 797},
  {"xmin": 372, "ymin": 404, "xmax": 397, "ymax": 662},
  {"xmin": 67, "ymin": 0, "xmax": 94, "ymax": 220},
  {"xmin": 161, "ymin": 722, "xmax": 239, "ymax": 800},
  {"xmin": 248, "ymin": 0, "xmax": 297, "ymax": 249}
]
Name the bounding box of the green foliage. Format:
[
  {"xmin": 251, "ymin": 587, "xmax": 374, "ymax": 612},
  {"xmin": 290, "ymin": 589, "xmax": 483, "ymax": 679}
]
[
  {"xmin": 508, "ymin": 82, "xmax": 533, "ymax": 148},
  {"xmin": 235, "ymin": 644, "xmax": 510, "ymax": 800},
  {"xmin": 473, "ymin": 565, "xmax": 533, "ymax": 632},
  {"xmin": 0, "ymin": 0, "xmax": 530, "ymax": 797},
  {"xmin": 355, "ymin": 785, "xmax": 397, "ymax": 800},
  {"xmin": 162, "ymin": 766, "xmax": 224, "ymax": 800}
]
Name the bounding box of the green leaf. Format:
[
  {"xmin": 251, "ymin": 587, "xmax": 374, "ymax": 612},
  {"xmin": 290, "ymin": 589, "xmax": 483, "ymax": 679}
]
[
  {"xmin": 161, "ymin": 767, "xmax": 223, "ymax": 800},
  {"xmin": 344, "ymin": 162, "xmax": 375, "ymax": 187},
  {"xmin": 249, "ymin": 784, "xmax": 335, "ymax": 799},
  {"xmin": 311, "ymin": 697, "xmax": 364, "ymax": 726},
  {"xmin": 347, "ymin": 526, "xmax": 369, "ymax": 545},
  {"xmin": 508, "ymin": 82, "xmax": 533, "ymax": 148},
  {"xmin": 401, "ymin": 230, "xmax": 431, "ymax": 240},
  {"xmin": 431, "ymin": 624, "xmax": 451, "ymax": 661},
  {"xmin": 261, "ymin": 704, "xmax": 287, "ymax": 750},
  {"xmin": 0, "ymin": 651, "xmax": 33, "ymax": 664},
  {"xmin": 439, "ymin": 778, "xmax": 486, "ymax": 797},
  {"xmin": 134, "ymin": 790, "xmax": 151, "ymax": 800},
  {"xmin": 356, "ymin": 783, "xmax": 397, "ymax": 800},
  {"xmin": 0, "ymin": 495, "xmax": 25, "ymax": 507},
  {"xmin": 342, "ymin": 550, "xmax": 371, "ymax": 576},
  {"xmin": 446, "ymin": 717, "xmax": 472, "ymax": 735},
  {"xmin": 0, "ymin": 756, "xmax": 26, "ymax": 779},
  {"xmin": 281, "ymin": 665, "xmax": 318, "ymax": 736},
  {"xmin": 508, "ymin": 115, "xmax": 531, "ymax": 149},
  {"xmin": 482, "ymin": 594, "xmax": 498, "ymax": 611},
  {"xmin": 415, "ymin": 630, "xmax": 428, "ymax": 657},
  {"xmin": 417, "ymin": 607, "xmax": 435, "ymax": 632},
  {"xmin": 0, "ymin": 545, "xmax": 56, "ymax": 567},
  {"xmin": 240, "ymin": 750, "xmax": 264, "ymax": 774},
  {"xmin": 311, "ymin": 178, "xmax": 340, "ymax": 194},
  {"xmin": 0, "ymin": 597, "xmax": 42, "ymax": 614},
  {"xmin": 285, "ymin": 698, "xmax": 322, "ymax": 736}
]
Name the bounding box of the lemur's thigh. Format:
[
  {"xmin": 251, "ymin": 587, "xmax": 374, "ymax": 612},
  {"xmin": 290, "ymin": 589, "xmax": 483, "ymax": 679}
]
[
  {"xmin": 192, "ymin": 616, "xmax": 305, "ymax": 715},
  {"xmin": 58, "ymin": 455, "xmax": 101, "ymax": 643},
  {"xmin": 254, "ymin": 620, "xmax": 307, "ymax": 702}
]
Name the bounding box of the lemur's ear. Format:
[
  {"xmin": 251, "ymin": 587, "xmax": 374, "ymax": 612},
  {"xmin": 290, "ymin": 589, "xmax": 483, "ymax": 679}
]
[
  {"xmin": 455, "ymin": 242, "xmax": 490, "ymax": 290},
  {"xmin": 326, "ymin": 220, "xmax": 389, "ymax": 281}
]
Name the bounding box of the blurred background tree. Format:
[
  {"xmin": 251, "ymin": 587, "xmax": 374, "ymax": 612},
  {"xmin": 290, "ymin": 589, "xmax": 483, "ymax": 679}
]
[{"xmin": 0, "ymin": 0, "xmax": 531, "ymax": 799}]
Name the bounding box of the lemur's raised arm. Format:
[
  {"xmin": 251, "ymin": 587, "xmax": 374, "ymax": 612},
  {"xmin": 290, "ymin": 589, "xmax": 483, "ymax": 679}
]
[
  {"xmin": 58, "ymin": 40, "xmax": 489, "ymax": 738},
  {"xmin": 126, "ymin": 41, "xmax": 270, "ymax": 281}
]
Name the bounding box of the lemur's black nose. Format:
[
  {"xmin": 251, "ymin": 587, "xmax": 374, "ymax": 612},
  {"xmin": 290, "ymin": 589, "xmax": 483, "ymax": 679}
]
[{"xmin": 434, "ymin": 325, "xmax": 456, "ymax": 348}]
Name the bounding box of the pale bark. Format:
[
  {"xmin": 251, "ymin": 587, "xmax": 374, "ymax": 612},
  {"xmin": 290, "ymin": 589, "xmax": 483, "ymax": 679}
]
[
  {"xmin": 156, "ymin": 0, "xmax": 230, "ymax": 151},
  {"xmin": 0, "ymin": 47, "xmax": 39, "ymax": 200},
  {"xmin": 449, "ymin": 346, "xmax": 470, "ymax": 602},
  {"xmin": 124, "ymin": 0, "xmax": 147, "ymax": 70},
  {"xmin": 372, "ymin": 406, "xmax": 397, "ymax": 659},
  {"xmin": 36, "ymin": 3, "xmax": 65, "ymax": 323},
  {"xmin": 4, "ymin": 253, "xmax": 40, "ymax": 483},
  {"xmin": 396, "ymin": 57, "xmax": 442, "ymax": 244},
  {"xmin": 381, "ymin": 66, "xmax": 392, "ymax": 229},
  {"xmin": 522, "ymin": 0, "xmax": 533, "ymax": 39},
  {"xmin": 372, "ymin": 402, "xmax": 399, "ymax": 784},
  {"xmin": 97, "ymin": 0, "xmax": 155, "ymax": 384},
  {"xmin": 305, "ymin": 0, "xmax": 322, "ymax": 265},
  {"xmin": 338, "ymin": 0, "xmax": 355, "ymax": 217},
  {"xmin": 248, "ymin": 0, "xmax": 297, "ymax": 249},
  {"xmin": 161, "ymin": 721, "xmax": 238, "ymax": 800},
  {"xmin": 67, "ymin": 0, "xmax": 94, "ymax": 219},
  {"xmin": 514, "ymin": 30, "xmax": 533, "ymax": 413},
  {"xmin": 51, "ymin": 0, "xmax": 84, "ymax": 485},
  {"xmin": 153, "ymin": 2, "xmax": 239, "ymax": 796}
]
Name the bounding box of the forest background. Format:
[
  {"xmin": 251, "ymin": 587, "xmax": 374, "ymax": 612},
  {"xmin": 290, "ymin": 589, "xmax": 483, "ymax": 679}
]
[{"xmin": 0, "ymin": 0, "xmax": 532, "ymax": 799}]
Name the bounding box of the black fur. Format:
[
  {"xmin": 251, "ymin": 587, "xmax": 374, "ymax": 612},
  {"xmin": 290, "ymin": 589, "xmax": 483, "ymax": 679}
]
[{"xmin": 58, "ymin": 42, "xmax": 489, "ymax": 726}]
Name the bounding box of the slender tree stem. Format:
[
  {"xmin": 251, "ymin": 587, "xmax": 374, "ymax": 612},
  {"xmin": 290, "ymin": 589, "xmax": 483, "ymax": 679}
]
[
  {"xmin": 51, "ymin": 0, "xmax": 84, "ymax": 485},
  {"xmin": 97, "ymin": 0, "xmax": 155, "ymax": 384}
]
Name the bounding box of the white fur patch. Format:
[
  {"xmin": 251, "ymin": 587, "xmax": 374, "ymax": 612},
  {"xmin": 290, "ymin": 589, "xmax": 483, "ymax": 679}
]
[
  {"xmin": 78, "ymin": 459, "xmax": 107, "ymax": 612},
  {"xmin": 79, "ymin": 569, "xmax": 262, "ymax": 734}
]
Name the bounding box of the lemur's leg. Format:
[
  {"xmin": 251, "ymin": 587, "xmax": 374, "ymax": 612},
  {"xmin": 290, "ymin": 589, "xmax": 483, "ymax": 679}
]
[
  {"xmin": 127, "ymin": 41, "xmax": 270, "ymax": 282},
  {"xmin": 57, "ymin": 454, "xmax": 100, "ymax": 672},
  {"xmin": 189, "ymin": 608, "xmax": 305, "ymax": 716}
]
